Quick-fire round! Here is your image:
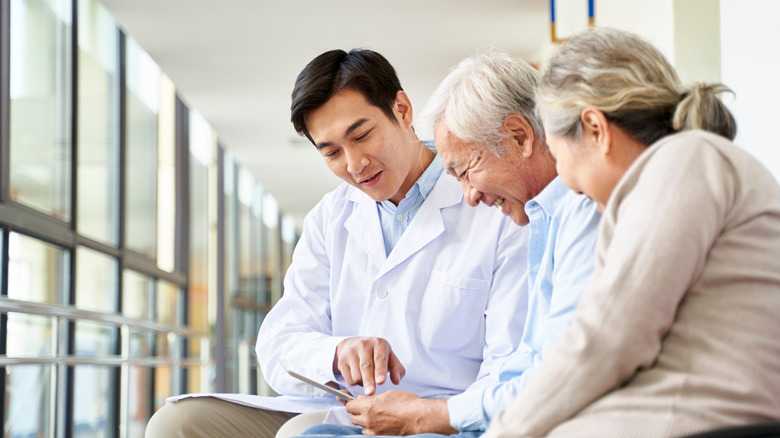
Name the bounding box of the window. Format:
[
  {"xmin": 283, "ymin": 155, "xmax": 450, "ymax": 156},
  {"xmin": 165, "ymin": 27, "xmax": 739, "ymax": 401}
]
[
  {"xmin": 9, "ymin": 0, "xmax": 73, "ymax": 220},
  {"xmin": 125, "ymin": 37, "xmax": 160, "ymax": 259},
  {"xmin": 76, "ymin": 0, "xmax": 119, "ymax": 245}
]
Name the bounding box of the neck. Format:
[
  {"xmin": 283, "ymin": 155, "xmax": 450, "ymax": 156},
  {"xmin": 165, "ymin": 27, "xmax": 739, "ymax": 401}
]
[{"xmin": 389, "ymin": 141, "xmax": 435, "ymax": 205}]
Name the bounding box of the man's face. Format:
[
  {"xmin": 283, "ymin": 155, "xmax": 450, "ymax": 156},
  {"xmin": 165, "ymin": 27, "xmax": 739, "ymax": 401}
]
[
  {"xmin": 306, "ymin": 89, "xmax": 420, "ymax": 205},
  {"xmin": 435, "ymin": 122, "xmax": 538, "ymax": 225}
]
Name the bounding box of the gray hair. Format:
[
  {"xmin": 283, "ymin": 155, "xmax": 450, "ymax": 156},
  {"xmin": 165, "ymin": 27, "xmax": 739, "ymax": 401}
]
[
  {"xmin": 536, "ymin": 27, "xmax": 736, "ymax": 145},
  {"xmin": 422, "ymin": 48, "xmax": 544, "ymax": 154}
]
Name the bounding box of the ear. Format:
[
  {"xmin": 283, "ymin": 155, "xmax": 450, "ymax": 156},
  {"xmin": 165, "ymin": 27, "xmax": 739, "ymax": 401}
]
[
  {"xmin": 502, "ymin": 113, "xmax": 535, "ymax": 158},
  {"xmin": 394, "ymin": 90, "xmax": 414, "ymax": 127},
  {"xmin": 580, "ymin": 108, "xmax": 611, "ymax": 156}
]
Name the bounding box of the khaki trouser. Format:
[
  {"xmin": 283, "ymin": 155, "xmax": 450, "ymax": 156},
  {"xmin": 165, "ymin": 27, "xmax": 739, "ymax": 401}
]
[{"xmin": 145, "ymin": 397, "xmax": 301, "ymax": 438}]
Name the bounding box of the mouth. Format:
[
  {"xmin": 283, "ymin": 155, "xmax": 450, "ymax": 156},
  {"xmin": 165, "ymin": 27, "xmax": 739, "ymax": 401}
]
[
  {"xmin": 358, "ymin": 171, "xmax": 381, "ymax": 186},
  {"xmin": 493, "ymin": 197, "xmax": 505, "ymax": 209}
]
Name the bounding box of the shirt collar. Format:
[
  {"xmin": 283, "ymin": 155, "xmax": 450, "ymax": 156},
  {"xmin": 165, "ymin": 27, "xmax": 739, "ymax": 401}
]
[
  {"xmin": 526, "ymin": 176, "xmax": 568, "ymax": 217},
  {"xmin": 379, "ymin": 141, "xmax": 442, "ymax": 208}
]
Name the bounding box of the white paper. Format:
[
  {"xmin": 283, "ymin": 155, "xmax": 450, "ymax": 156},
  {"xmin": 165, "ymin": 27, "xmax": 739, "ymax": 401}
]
[{"xmin": 166, "ymin": 392, "xmax": 343, "ymax": 414}]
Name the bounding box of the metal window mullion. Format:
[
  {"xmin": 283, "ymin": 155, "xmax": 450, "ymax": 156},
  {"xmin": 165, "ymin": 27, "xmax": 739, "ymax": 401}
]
[
  {"xmin": 0, "ymin": 0, "xmax": 10, "ymax": 204},
  {"xmin": 174, "ymin": 96, "xmax": 189, "ymax": 393},
  {"xmin": 214, "ymin": 144, "xmax": 225, "ymax": 392},
  {"xmin": 61, "ymin": 1, "xmax": 79, "ymax": 435}
]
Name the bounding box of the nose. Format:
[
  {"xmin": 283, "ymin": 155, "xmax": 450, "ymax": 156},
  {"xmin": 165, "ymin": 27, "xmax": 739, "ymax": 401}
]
[
  {"xmin": 461, "ymin": 179, "xmax": 482, "ymax": 207},
  {"xmin": 345, "ymin": 149, "xmax": 369, "ymax": 175}
]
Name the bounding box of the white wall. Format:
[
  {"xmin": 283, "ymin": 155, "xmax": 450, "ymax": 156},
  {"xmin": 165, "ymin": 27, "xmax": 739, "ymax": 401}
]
[
  {"xmin": 720, "ymin": 0, "xmax": 780, "ymax": 181},
  {"xmin": 595, "ymin": 0, "xmax": 676, "ymax": 62},
  {"xmin": 674, "ymin": 0, "xmax": 721, "ymax": 84}
]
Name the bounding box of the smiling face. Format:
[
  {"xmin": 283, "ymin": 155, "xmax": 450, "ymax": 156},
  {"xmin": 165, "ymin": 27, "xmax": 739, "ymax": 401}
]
[
  {"xmin": 545, "ymin": 132, "xmax": 604, "ymax": 208},
  {"xmin": 542, "ymin": 108, "xmax": 642, "ymax": 212},
  {"xmin": 306, "ymin": 88, "xmax": 432, "ymax": 205},
  {"xmin": 435, "ymin": 119, "xmax": 553, "ymax": 226}
]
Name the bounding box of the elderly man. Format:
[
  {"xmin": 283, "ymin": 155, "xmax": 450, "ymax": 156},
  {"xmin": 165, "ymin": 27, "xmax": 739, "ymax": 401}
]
[{"xmin": 298, "ymin": 50, "xmax": 601, "ymax": 438}]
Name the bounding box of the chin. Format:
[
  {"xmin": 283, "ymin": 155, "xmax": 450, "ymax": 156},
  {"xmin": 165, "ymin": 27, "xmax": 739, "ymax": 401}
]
[{"xmin": 512, "ymin": 216, "xmax": 530, "ymax": 226}]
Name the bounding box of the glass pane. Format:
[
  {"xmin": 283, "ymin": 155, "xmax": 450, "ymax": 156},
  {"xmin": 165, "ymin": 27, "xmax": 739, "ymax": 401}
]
[
  {"xmin": 157, "ymin": 74, "xmax": 176, "ymax": 272},
  {"xmin": 238, "ymin": 168, "xmax": 259, "ymax": 305},
  {"xmin": 77, "ymin": 0, "xmax": 119, "ymax": 245},
  {"xmin": 123, "ymin": 269, "xmax": 152, "ymax": 320},
  {"xmin": 7, "ymin": 232, "xmax": 69, "ymax": 304},
  {"xmin": 188, "ymin": 111, "xmax": 210, "ymax": 353},
  {"xmin": 5, "ymin": 365, "xmax": 53, "ymax": 437},
  {"xmin": 156, "ymin": 280, "xmax": 180, "ymax": 325},
  {"xmin": 262, "ymin": 191, "xmax": 282, "ymax": 305},
  {"xmin": 75, "ymin": 246, "xmax": 117, "ymax": 313},
  {"xmin": 125, "ymin": 37, "xmax": 160, "ymax": 259},
  {"xmin": 281, "ymin": 214, "xmax": 297, "ymax": 273},
  {"xmin": 73, "ymin": 365, "xmax": 115, "ymax": 437},
  {"xmin": 75, "ymin": 320, "xmax": 115, "ymax": 357},
  {"xmin": 153, "ymin": 365, "xmax": 171, "ymax": 411},
  {"xmin": 130, "ymin": 328, "xmax": 153, "ymax": 358},
  {"xmin": 186, "ymin": 365, "xmax": 203, "ymax": 394},
  {"xmin": 6, "ymin": 313, "xmax": 55, "ymax": 357},
  {"xmin": 9, "ymin": 0, "xmax": 73, "ymax": 220},
  {"xmin": 127, "ymin": 365, "xmax": 151, "ymax": 438}
]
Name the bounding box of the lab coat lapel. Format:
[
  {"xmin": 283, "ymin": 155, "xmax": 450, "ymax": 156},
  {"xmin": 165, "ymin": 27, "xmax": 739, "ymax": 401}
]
[
  {"xmin": 344, "ymin": 189, "xmax": 387, "ymax": 269},
  {"xmin": 379, "ymin": 175, "xmax": 462, "ymax": 277}
]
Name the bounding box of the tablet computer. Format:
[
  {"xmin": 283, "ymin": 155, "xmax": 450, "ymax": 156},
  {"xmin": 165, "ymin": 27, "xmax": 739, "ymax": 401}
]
[{"xmin": 278, "ymin": 359, "xmax": 355, "ymax": 401}]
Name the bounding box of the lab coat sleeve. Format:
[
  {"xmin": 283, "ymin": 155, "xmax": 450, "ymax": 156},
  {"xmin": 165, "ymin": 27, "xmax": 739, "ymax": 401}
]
[
  {"xmin": 465, "ymin": 218, "xmax": 531, "ymax": 393},
  {"xmin": 255, "ymin": 199, "xmax": 349, "ymax": 397}
]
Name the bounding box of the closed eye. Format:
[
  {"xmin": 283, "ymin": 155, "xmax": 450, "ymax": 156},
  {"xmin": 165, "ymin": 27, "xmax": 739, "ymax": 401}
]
[{"xmin": 355, "ymin": 130, "xmax": 371, "ymax": 141}]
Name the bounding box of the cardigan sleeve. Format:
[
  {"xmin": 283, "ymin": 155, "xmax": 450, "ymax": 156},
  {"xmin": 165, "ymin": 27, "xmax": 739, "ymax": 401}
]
[{"xmin": 484, "ymin": 134, "xmax": 737, "ymax": 438}]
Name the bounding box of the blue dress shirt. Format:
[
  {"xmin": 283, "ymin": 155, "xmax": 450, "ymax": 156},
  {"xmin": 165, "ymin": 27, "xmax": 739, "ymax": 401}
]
[
  {"xmin": 376, "ymin": 141, "xmax": 442, "ymax": 256},
  {"xmin": 447, "ymin": 177, "xmax": 601, "ymax": 432}
]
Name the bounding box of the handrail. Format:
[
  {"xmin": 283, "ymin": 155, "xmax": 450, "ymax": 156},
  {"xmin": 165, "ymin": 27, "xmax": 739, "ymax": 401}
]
[
  {"xmin": 0, "ymin": 356, "xmax": 205, "ymax": 367},
  {"xmin": 0, "ymin": 297, "xmax": 208, "ymax": 339}
]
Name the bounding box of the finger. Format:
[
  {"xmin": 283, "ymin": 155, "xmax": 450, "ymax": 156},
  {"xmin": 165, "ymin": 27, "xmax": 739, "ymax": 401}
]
[
  {"xmin": 339, "ymin": 360, "xmax": 355, "ymax": 386},
  {"xmin": 345, "ymin": 398, "xmax": 363, "ymax": 415},
  {"xmin": 350, "ymin": 413, "xmax": 364, "ymax": 427},
  {"xmin": 359, "ymin": 348, "xmax": 376, "ymax": 396},
  {"xmin": 387, "ymin": 351, "xmax": 406, "ymax": 385},
  {"xmin": 372, "ymin": 343, "xmax": 389, "ymax": 386}
]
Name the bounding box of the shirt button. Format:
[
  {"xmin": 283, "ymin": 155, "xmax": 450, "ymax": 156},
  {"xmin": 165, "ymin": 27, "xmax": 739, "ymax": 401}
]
[
  {"xmin": 396, "ymin": 214, "xmax": 404, "ymax": 222},
  {"xmin": 376, "ymin": 289, "xmax": 388, "ymax": 298}
]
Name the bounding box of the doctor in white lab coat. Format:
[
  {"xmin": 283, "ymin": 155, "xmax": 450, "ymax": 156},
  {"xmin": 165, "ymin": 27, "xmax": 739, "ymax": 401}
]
[
  {"xmin": 258, "ymin": 148, "xmax": 529, "ymax": 401},
  {"xmin": 144, "ymin": 48, "xmax": 529, "ymax": 438}
]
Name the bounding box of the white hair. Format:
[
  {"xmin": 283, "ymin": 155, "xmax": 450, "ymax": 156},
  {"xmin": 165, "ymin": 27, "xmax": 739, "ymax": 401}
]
[
  {"xmin": 536, "ymin": 27, "xmax": 736, "ymax": 145},
  {"xmin": 422, "ymin": 48, "xmax": 544, "ymax": 154}
]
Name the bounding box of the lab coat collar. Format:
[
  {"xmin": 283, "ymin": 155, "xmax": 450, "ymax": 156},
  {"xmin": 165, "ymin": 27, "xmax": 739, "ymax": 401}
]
[{"xmin": 344, "ymin": 173, "xmax": 463, "ymax": 277}]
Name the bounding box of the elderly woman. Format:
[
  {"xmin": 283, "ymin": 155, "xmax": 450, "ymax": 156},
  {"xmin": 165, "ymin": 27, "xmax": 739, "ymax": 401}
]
[{"xmin": 485, "ymin": 27, "xmax": 780, "ymax": 438}]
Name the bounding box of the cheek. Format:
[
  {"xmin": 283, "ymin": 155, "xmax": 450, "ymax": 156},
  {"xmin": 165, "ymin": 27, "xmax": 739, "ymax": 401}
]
[{"xmin": 325, "ymin": 158, "xmax": 347, "ymax": 178}]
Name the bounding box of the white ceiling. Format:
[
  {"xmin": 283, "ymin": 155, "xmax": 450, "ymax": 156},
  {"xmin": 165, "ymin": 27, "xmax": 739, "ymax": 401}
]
[{"xmin": 100, "ymin": 0, "xmax": 550, "ymax": 226}]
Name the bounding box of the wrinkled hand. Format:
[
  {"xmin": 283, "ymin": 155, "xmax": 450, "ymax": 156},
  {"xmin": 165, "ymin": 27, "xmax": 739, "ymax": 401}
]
[
  {"xmin": 334, "ymin": 337, "xmax": 405, "ymax": 396},
  {"xmin": 346, "ymin": 391, "xmax": 457, "ymax": 436}
]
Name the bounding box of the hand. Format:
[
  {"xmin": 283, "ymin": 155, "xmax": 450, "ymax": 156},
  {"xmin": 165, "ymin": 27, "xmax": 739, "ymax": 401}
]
[
  {"xmin": 346, "ymin": 391, "xmax": 457, "ymax": 436},
  {"xmin": 334, "ymin": 337, "xmax": 405, "ymax": 396}
]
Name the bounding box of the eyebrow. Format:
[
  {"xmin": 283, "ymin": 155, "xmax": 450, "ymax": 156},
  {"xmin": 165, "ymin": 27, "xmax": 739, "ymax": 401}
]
[
  {"xmin": 445, "ymin": 162, "xmax": 460, "ymax": 176},
  {"xmin": 315, "ymin": 118, "xmax": 369, "ymax": 149}
]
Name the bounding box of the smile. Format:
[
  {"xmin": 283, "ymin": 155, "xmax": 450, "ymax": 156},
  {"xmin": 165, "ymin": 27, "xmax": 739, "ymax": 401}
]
[
  {"xmin": 358, "ymin": 172, "xmax": 381, "ymax": 185},
  {"xmin": 493, "ymin": 197, "xmax": 505, "ymax": 208}
]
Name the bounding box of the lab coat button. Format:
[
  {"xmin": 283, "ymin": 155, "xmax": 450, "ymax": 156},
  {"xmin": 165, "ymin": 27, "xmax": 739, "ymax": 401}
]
[{"xmin": 376, "ymin": 288, "xmax": 389, "ymax": 298}]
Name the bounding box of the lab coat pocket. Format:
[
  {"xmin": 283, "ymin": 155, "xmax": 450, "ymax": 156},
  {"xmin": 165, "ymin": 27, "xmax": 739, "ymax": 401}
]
[{"xmin": 418, "ymin": 270, "xmax": 490, "ymax": 350}]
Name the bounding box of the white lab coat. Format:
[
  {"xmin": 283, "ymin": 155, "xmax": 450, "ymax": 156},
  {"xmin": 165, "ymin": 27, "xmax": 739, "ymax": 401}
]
[{"xmin": 256, "ymin": 172, "xmax": 529, "ymax": 401}]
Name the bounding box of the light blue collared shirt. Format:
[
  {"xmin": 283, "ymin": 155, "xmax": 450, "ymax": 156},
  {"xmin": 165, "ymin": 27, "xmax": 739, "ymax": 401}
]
[
  {"xmin": 376, "ymin": 142, "xmax": 442, "ymax": 256},
  {"xmin": 447, "ymin": 177, "xmax": 601, "ymax": 432}
]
